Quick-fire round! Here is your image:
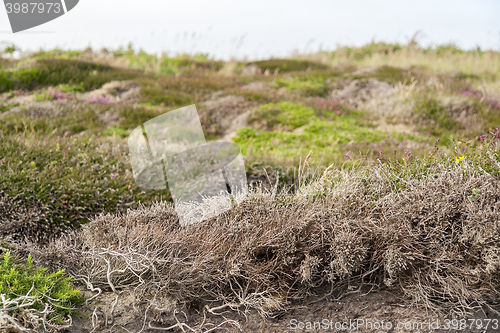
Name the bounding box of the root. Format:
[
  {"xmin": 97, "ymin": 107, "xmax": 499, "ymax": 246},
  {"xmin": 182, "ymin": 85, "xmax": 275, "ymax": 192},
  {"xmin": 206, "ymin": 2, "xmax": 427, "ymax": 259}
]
[
  {"xmin": 0, "ymin": 291, "xmax": 72, "ymax": 332},
  {"xmin": 147, "ymin": 309, "xmax": 242, "ymax": 333}
]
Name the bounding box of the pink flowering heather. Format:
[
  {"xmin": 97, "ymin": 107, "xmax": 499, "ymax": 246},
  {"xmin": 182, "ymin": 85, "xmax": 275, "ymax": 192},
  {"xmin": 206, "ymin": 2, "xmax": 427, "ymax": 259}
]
[
  {"xmin": 82, "ymin": 95, "xmax": 117, "ymax": 105},
  {"xmin": 47, "ymin": 90, "xmax": 71, "ymax": 101}
]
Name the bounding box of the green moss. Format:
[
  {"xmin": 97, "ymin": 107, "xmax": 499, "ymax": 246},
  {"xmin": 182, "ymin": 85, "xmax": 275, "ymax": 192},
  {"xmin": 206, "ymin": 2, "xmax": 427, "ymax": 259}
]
[
  {"xmin": 140, "ymin": 85, "xmax": 192, "ymax": 106},
  {"xmin": 273, "ymin": 76, "xmax": 329, "ymax": 96},
  {"xmin": 57, "ymin": 82, "xmax": 86, "ymax": 93},
  {"xmin": 236, "ymin": 102, "xmax": 429, "ymax": 167},
  {"xmin": 249, "ymin": 102, "xmax": 316, "ymax": 129},
  {"xmin": 104, "ymin": 126, "xmax": 129, "ymax": 138}
]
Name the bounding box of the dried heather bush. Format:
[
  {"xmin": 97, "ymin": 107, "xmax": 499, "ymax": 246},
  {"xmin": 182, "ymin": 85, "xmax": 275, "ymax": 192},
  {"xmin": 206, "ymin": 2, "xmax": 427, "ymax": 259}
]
[
  {"xmin": 0, "ymin": 191, "xmax": 50, "ymax": 244},
  {"xmin": 383, "ymin": 247, "xmax": 408, "ymax": 287},
  {"xmin": 30, "ymin": 146, "xmax": 500, "ymax": 318}
]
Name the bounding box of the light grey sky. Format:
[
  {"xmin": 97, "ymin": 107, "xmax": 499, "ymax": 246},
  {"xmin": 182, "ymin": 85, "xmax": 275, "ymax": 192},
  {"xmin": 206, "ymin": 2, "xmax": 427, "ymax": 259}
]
[{"xmin": 1, "ymin": 0, "xmax": 499, "ymax": 60}]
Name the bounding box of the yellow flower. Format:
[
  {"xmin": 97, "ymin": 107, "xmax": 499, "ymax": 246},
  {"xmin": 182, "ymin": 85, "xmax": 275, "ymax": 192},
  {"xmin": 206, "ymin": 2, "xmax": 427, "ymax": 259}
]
[{"xmin": 455, "ymin": 156, "xmax": 465, "ymax": 164}]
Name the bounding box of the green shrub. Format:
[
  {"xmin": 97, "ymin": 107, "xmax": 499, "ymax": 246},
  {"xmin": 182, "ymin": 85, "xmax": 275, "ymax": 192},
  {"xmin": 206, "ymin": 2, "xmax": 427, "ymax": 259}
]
[
  {"xmin": 119, "ymin": 106, "xmax": 159, "ymax": 129},
  {"xmin": 104, "ymin": 125, "xmax": 129, "ymax": 138},
  {"xmin": 249, "ymin": 102, "xmax": 316, "ymax": 129},
  {"xmin": 414, "ymin": 96, "xmax": 462, "ymax": 138},
  {"xmin": 0, "ymin": 59, "xmax": 141, "ymax": 93},
  {"xmin": 0, "ymin": 104, "xmax": 108, "ymax": 137},
  {"xmin": 0, "ymin": 135, "xmax": 171, "ymax": 241},
  {"xmin": 139, "ymin": 75, "xmax": 237, "ymax": 107},
  {"xmin": 57, "ymin": 82, "xmax": 86, "ymax": 93},
  {"xmin": 372, "ymin": 65, "xmax": 407, "ymax": 84},
  {"xmin": 332, "ymin": 42, "xmax": 404, "ymax": 61},
  {"xmin": 0, "ymin": 251, "xmax": 84, "ymax": 326},
  {"xmin": 239, "ymin": 101, "xmax": 426, "ymax": 167},
  {"xmin": 273, "ymin": 76, "xmax": 329, "ymax": 96},
  {"xmin": 249, "ymin": 59, "xmax": 329, "ymax": 73},
  {"xmin": 0, "ymin": 102, "xmax": 18, "ymax": 113},
  {"xmin": 117, "ymin": 50, "xmax": 223, "ymax": 75}
]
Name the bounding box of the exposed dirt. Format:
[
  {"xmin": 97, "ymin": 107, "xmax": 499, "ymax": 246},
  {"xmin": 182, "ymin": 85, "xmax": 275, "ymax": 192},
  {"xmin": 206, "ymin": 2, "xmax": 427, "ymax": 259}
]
[
  {"xmin": 79, "ymin": 80, "xmax": 141, "ymax": 103},
  {"xmin": 375, "ymin": 119, "xmax": 418, "ymax": 137},
  {"xmin": 2, "ymin": 99, "xmax": 89, "ymax": 119},
  {"xmin": 66, "ymin": 287, "xmax": 500, "ymax": 333},
  {"xmin": 6, "ymin": 94, "xmax": 36, "ymax": 105},
  {"xmin": 97, "ymin": 108, "xmax": 124, "ymax": 127},
  {"xmin": 197, "ymin": 95, "xmax": 260, "ymax": 138},
  {"xmin": 440, "ymin": 96, "xmax": 483, "ymax": 132},
  {"xmin": 242, "ymin": 64, "xmax": 263, "ymax": 76},
  {"xmin": 240, "ymin": 81, "xmax": 269, "ymax": 91},
  {"xmin": 331, "ymin": 79, "xmax": 395, "ymax": 109}
]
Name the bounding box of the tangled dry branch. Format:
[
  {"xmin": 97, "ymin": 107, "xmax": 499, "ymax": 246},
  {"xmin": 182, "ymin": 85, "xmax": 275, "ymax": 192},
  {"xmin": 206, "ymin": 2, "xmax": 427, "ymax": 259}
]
[{"xmin": 0, "ymin": 289, "xmax": 72, "ymax": 332}]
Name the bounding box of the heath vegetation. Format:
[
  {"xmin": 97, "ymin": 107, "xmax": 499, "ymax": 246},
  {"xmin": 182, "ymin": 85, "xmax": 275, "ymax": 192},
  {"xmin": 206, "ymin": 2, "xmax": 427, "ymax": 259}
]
[{"xmin": 0, "ymin": 40, "xmax": 499, "ymax": 331}]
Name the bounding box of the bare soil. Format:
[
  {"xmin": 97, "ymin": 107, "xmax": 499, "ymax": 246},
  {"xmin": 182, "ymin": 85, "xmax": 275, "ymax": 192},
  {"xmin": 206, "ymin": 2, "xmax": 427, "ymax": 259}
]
[{"xmin": 67, "ymin": 286, "xmax": 500, "ymax": 333}]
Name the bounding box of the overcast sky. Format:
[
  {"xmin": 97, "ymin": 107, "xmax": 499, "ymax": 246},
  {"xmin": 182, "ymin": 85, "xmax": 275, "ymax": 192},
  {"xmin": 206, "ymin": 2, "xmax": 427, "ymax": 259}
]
[{"xmin": 1, "ymin": 0, "xmax": 499, "ymax": 60}]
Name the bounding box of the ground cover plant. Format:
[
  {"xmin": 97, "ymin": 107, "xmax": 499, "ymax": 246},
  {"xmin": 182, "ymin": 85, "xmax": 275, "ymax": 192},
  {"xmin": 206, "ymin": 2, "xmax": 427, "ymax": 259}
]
[
  {"xmin": 234, "ymin": 101, "xmax": 430, "ymax": 172},
  {"xmin": 0, "ymin": 134, "xmax": 171, "ymax": 244},
  {"xmin": 0, "ymin": 41, "xmax": 500, "ymax": 331},
  {"xmin": 0, "ymin": 250, "xmax": 83, "ymax": 332}
]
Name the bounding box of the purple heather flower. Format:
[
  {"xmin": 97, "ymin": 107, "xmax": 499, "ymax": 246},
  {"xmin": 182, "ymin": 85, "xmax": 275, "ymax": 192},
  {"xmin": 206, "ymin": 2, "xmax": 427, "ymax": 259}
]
[{"xmin": 82, "ymin": 95, "xmax": 117, "ymax": 105}]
